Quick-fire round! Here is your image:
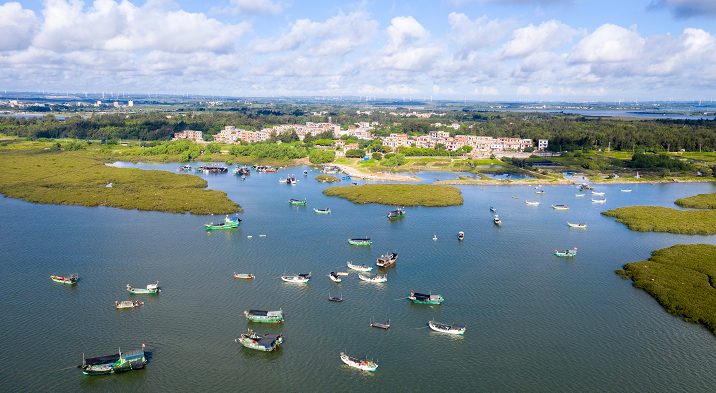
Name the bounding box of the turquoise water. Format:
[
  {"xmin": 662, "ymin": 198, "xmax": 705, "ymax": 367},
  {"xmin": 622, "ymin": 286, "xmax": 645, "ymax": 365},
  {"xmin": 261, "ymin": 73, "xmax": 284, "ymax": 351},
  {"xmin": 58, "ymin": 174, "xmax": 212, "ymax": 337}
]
[{"xmin": 2, "ymin": 163, "xmax": 716, "ymax": 392}]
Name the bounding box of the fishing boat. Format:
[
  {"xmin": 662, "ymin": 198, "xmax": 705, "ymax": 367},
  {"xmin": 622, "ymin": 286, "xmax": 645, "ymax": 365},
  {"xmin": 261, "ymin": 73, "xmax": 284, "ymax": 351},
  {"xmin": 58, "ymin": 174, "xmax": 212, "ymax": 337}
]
[
  {"xmin": 551, "ymin": 205, "xmax": 569, "ymax": 210},
  {"xmin": 579, "ymin": 183, "xmax": 594, "ymax": 191},
  {"xmin": 235, "ymin": 329, "xmax": 283, "ymax": 352},
  {"xmin": 358, "ymin": 273, "xmax": 387, "ymax": 283},
  {"xmin": 287, "ymin": 175, "xmax": 297, "ymax": 185},
  {"xmin": 303, "ymin": 170, "xmax": 308, "ymax": 176},
  {"xmin": 281, "ymin": 273, "xmax": 311, "ymax": 283},
  {"xmin": 234, "ymin": 273, "xmax": 255, "ymax": 279},
  {"xmin": 348, "ymin": 238, "xmax": 371, "ymax": 246},
  {"xmin": 115, "ymin": 300, "xmax": 143, "ymax": 309},
  {"xmin": 244, "ymin": 309, "xmax": 284, "ymax": 323},
  {"xmin": 178, "ymin": 165, "xmax": 191, "ymax": 172},
  {"xmin": 592, "ymin": 191, "xmax": 605, "ymax": 195},
  {"xmin": 328, "ymin": 272, "xmax": 342, "ymax": 282},
  {"xmin": 279, "ymin": 178, "xmax": 287, "ymax": 183},
  {"xmin": 621, "ymin": 189, "xmax": 632, "ymax": 192},
  {"xmin": 536, "ymin": 190, "xmax": 545, "ymax": 194},
  {"xmin": 205, "ymin": 215, "xmax": 242, "ymax": 230},
  {"xmin": 458, "ymin": 231, "xmax": 464, "ymax": 240},
  {"xmin": 370, "ymin": 317, "xmax": 390, "ymax": 329},
  {"xmin": 78, "ymin": 346, "xmax": 146, "ymax": 375},
  {"xmin": 329, "ymin": 293, "xmax": 343, "ymax": 302},
  {"xmin": 592, "ymin": 198, "xmax": 607, "ymax": 203},
  {"xmin": 387, "ymin": 208, "xmax": 405, "ymax": 219},
  {"xmin": 408, "ymin": 291, "xmax": 443, "ymax": 304},
  {"xmin": 289, "ymin": 198, "xmax": 306, "ymax": 205},
  {"xmin": 493, "ymin": 215, "xmax": 501, "ymax": 226},
  {"xmin": 376, "ymin": 252, "xmax": 397, "ymax": 268},
  {"xmin": 51, "ymin": 274, "xmax": 78, "ymax": 285},
  {"xmin": 428, "ymin": 320, "xmax": 466, "ymax": 335},
  {"xmin": 567, "ymin": 222, "xmax": 587, "ymax": 228},
  {"xmin": 489, "ymin": 206, "xmax": 496, "ymax": 212},
  {"xmin": 126, "ymin": 282, "xmax": 160, "ymax": 294},
  {"xmin": 433, "ymin": 234, "xmax": 437, "ymax": 241},
  {"xmin": 512, "ymin": 196, "xmax": 519, "ymax": 199},
  {"xmin": 554, "ymin": 248, "xmax": 578, "ymax": 257},
  {"xmin": 347, "ymin": 261, "xmax": 372, "ymax": 272},
  {"xmin": 525, "ymin": 201, "xmax": 540, "ymax": 205},
  {"xmin": 339, "ymin": 352, "xmax": 378, "ymax": 372},
  {"xmin": 313, "ymin": 208, "xmax": 331, "ymax": 214}
]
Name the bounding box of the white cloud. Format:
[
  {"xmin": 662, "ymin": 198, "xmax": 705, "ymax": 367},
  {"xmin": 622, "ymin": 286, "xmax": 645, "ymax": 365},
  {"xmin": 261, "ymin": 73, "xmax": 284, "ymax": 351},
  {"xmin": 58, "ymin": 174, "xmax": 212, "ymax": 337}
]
[
  {"xmin": 372, "ymin": 16, "xmax": 444, "ymax": 71},
  {"xmin": 471, "ymin": 87, "xmax": 499, "ymax": 95},
  {"xmin": 448, "ymin": 12, "xmax": 518, "ymax": 53},
  {"xmin": 452, "ymin": 0, "xmax": 573, "ymax": 4},
  {"xmin": 496, "ymin": 20, "xmax": 581, "ymax": 59},
  {"xmin": 516, "ymin": 86, "xmax": 531, "ymax": 95},
  {"xmin": 230, "ymin": 0, "xmax": 284, "ymax": 15},
  {"xmin": 0, "ymin": 2, "xmax": 39, "ymax": 51},
  {"xmin": 536, "ymin": 86, "xmax": 554, "ymax": 95},
  {"xmin": 356, "ymin": 84, "xmax": 420, "ymax": 95},
  {"xmin": 648, "ymin": 0, "xmax": 716, "ymax": 19},
  {"xmin": 568, "ymin": 24, "xmax": 644, "ymax": 63},
  {"xmin": 251, "ymin": 11, "xmax": 378, "ymax": 56}
]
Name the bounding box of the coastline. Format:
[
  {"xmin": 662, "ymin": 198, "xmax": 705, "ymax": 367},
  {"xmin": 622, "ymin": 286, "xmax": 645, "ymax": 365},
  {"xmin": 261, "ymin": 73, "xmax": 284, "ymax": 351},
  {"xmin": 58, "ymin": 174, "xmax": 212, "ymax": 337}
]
[{"xmin": 332, "ymin": 163, "xmax": 420, "ymax": 182}]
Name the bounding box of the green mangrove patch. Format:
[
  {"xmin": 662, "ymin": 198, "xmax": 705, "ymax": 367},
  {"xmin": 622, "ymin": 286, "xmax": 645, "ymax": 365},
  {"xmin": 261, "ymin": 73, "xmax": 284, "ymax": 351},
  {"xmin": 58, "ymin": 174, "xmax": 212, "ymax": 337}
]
[
  {"xmin": 601, "ymin": 206, "xmax": 716, "ymax": 235},
  {"xmin": 675, "ymin": 193, "xmax": 716, "ymax": 209},
  {"xmin": 0, "ymin": 148, "xmax": 241, "ymax": 215},
  {"xmin": 322, "ymin": 184, "xmax": 463, "ymax": 207},
  {"xmin": 315, "ymin": 175, "xmax": 340, "ymax": 183},
  {"xmin": 616, "ymin": 244, "xmax": 716, "ymax": 334}
]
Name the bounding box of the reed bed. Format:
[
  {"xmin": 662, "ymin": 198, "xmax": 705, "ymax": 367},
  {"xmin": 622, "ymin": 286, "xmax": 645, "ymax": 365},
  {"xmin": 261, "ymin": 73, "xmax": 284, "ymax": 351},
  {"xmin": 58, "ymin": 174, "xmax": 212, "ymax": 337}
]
[{"xmin": 322, "ymin": 184, "xmax": 463, "ymax": 207}]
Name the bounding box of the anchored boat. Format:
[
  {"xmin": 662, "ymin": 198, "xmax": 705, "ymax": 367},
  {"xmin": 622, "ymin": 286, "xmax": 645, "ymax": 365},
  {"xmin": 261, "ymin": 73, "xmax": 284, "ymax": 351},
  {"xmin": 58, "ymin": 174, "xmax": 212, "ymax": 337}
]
[
  {"xmin": 289, "ymin": 198, "xmax": 306, "ymax": 205},
  {"xmin": 348, "ymin": 238, "xmax": 371, "ymax": 246},
  {"xmin": 554, "ymin": 248, "xmax": 578, "ymax": 257},
  {"xmin": 358, "ymin": 273, "xmax": 387, "ymax": 283},
  {"xmin": 490, "ymin": 206, "xmax": 496, "ymax": 212},
  {"xmin": 281, "ymin": 273, "xmax": 311, "ymax": 283},
  {"xmin": 205, "ymin": 215, "xmax": 241, "ymax": 230},
  {"xmin": 525, "ymin": 201, "xmax": 540, "ymax": 205},
  {"xmin": 458, "ymin": 231, "xmax": 464, "ymax": 241},
  {"xmin": 234, "ymin": 273, "xmax": 255, "ymax": 279},
  {"xmin": 328, "ymin": 272, "xmax": 341, "ymax": 282},
  {"xmin": 244, "ymin": 309, "xmax": 283, "ymax": 323},
  {"xmin": 127, "ymin": 282, "xmax": 160, "ymax": 294},
  {"xmin": 567, "ymin": 222, "xmax": 587, "ymax": 228},
  {"xmin": 236, "ymin": 329, "xmax": 283, "ymax": 352},
  {"xmin": 329, "ymin": 293, "xmax": 343, "ymax": 302},
  {"xmin": 115, "ymin": 300, "xmax": 143, "ymax": 309},
  {"xmin": 493, "ymin": 215, "xmax": 501, "ymax": 226},
  {"xmin": 347, "ymin": 262, "xmax": 372, "ymax": 272},
  {"xmin": 370, "ymin": 317, "xmax": 390, "ymax": 329},
  {"xmin": 340, "ymin": 352, "xmax": 378, "ymax": 372},
  {"xmin": 536, "ymin": 190, "xmax": 545, "ymax": 194},
  {"xmin": 428, "ymin": 320, "xmax": 466, "ymax": 335},
  {"xmin": 551, "ymin": 204, "xmax": 569, "ymax": 210},
  {"xmin": 592, "ymin": 191, "xmax": 605, "ymax": 195},
  {"xmin": 376, "ymin": 252, "xmax": 398, "ymax": 268},
  {"xmin": 51, "ymin": 274, "xmax": 78, "ymax": 285},
  {"xmin": 313, "ymin": 208, "xmax": 331, "ymax": 214},
  {"xmin": 78, "ymin": 346, "xmax": 146, "ymax": 375},
  {"xmin": 591, "ymin": 198, "xmax": 607, "ymax": 203},
  {"xmin": 409, "ymin": 291, "xmax": 443, "ymax": 304},
  {"xmin": 387, "ymin": 208, "xmax": 405, "ymax": 219}
]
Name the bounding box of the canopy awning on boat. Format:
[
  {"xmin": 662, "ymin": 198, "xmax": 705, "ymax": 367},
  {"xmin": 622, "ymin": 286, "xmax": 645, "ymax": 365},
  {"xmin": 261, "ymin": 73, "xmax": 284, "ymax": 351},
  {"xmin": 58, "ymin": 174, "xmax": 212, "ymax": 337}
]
[
  {"xmin": 121, "ymin": 349, "xmax": 145, "ymax": 361},
  {"xmin": 257, "ymin": 334, "xmax": 281, "ymax": 346},
  {"xmin": 266, "ymin": 310, "xmax": 282, "ymax": 317},
  {"xmin": 248, "ymin": 309, "xmax": 268, "ymax": 315},
  {"xmin": 84, "ymin": 354, "xmax": 120, "ymax": 366}
]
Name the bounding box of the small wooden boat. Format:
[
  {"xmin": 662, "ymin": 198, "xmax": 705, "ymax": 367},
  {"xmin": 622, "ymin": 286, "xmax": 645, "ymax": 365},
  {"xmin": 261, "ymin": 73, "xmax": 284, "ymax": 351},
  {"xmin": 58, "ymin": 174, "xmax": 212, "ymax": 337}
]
[
  {"xmin": 489, "ymin": 206, "xmax": 496, "ymax": 212},
  {"xmin": 78, "ymin": 347, "xmax": 146, "ymax": 375},
  {"xmin": 592, "ymin": 198, "xmax": 607, "ymax": 203},
  {"xmin": 621, "ymin": 189, "xmax": 632, "ymax": 192},
  {"xmin": 234, "ymin": 273, "xmax": 255, "ymax": 279},
  {"xmin": 178, "ymin": 165, "xmax": 191, "ymax": 172},
  {"xmin": 281, "ymin": 273, "xmax": 311, "ymax": 283},
  {"xmin": 205, "ymin": 215, "xmax": 241, "ymax": 230},
  {"xmin": 592, "ymin": 191, "xmax": 605, "ymax": 195},
  {"xmin": 347, "ymin": 262, "xmax": 372, "ymax": 272},
  {"xmin": 567, "ymin": 222, "xmax": 587, "ymax": 228},
  {"xmin": 287, "ymin": 175, "xmax": 297, "ymax": 185},
  {"xmin": 244, "ymin": 309, "xmax": 283, "ymax": 323},
  {"xmin": 512, "ymin": 196, "xmax": 519, "ymax": 199},
  {"xmin": 236, "ymin": 329, "xmax": 283, "ymax": 352},
  {"xmin": 525, "ymin": 201, "xmax": 539, "ymax": 205},
  {"xmin": 551, "ymin": 204, "xmax": 569, "ymax": 210},
  {"xmin": 289, "ymin": 198, "xmax": 306, "ymax": 205},
  {"xmin": 428, "ymin": 320, "xmax": 466, "ymax": 335},
  {"xmin": 554, "ymin": 248, "xmax": 578, "ymax": 257},
  {"xmin": 329, "ymin": 293, "xmax": 343, "ymax": 302},
  {"xmin": 409, "ymin": 291, "xmax": 443, "ymax": 304},
  {"xmin": 493, "ymin": 215, "xmax": 501, "ymax": 226},
  {"xmin": 535, "ymin": 190, "xmax": 545, "ymax": 194},
  {"xmin": 115, "ymin": 300, "xmax": 143, "ymax": 309},
  {"xmin": 51, "ymin": 274, "xmax": 78, "ymax": 285},
  {"xmin": 328, "ymin": 272, "xmax": 341, "ymax": 282},
  {"xmin": 340, "ymin": 352, "xmax": 378, "ymax": 372},
  {"xmin": 387, "ymin": 208, "xmax": 405, "ymax": 219},
  {"xmin": 370, "ymin": 317, "xmax": 390, "ymax": 329},
  {"xmin": 127, "ymin": 282, "xmax": 160, "ymax": 294},
  {"xmin": 313, "ymin": 208, "xmax": 331, "ymax": 214},
  {"xmin": 458, "ymin": 231, "xmax": 464, "ymax": 240},
  {"xmin": 348, "ymin": 238, "xmax": 371, "ymax": 246},
  {"xmin": 358, "ymin": 273, "xmax": 387, "ymax": 283},
  {"xmin": 376, "ymin": 252, "xmax": 397, "ymax": 268},
  {"xmin": 279, "ymin": 178, "xmax": 287, "ymax": 183},
  {"xmin": 303, "ymin": 170, "xmax": 308, "ymax": 177}
]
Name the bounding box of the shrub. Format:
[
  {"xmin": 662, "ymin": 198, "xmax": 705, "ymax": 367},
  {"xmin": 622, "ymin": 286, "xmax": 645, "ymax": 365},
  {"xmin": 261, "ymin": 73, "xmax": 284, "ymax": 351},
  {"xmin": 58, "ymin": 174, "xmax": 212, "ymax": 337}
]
[
  {"xmin": 345, "ymin": 149, "xmax": 366, "ymax": 158},
  {"xmin": 309, "ymin": 149, "xmax": 335, "ymax": 164},
  {"xmin": 372, "ymin": 152, "xmax": 383, "ymax": 161}
]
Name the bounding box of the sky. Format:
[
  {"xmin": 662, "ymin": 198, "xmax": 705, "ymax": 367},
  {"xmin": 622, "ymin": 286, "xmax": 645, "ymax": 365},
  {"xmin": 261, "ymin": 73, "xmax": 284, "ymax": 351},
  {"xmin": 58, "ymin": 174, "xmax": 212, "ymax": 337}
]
[{"xmin": 1, "ymin": 0, "xmax": 715, "ymax": 101}]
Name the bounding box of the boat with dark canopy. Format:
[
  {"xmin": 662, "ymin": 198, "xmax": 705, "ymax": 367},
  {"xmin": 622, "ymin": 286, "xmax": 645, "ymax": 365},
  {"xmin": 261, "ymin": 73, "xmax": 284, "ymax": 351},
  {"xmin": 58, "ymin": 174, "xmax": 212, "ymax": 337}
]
[
  {"xmin": 408, "ymin": 291, "xmax": 443, "ymax": 304},
  {"xmin": 244, "ymin": 309, "xmax": 284, "ymax": 323},
  {"xmin": 236, "ymin": 329, "xmax": 283, "ymax": 352},
  {"xmin": 78, "ymin": 346, "xmax": 146, "ymax": 375},
  {"xmin": 387, "ymin": 208, "xmax": 405, "ymax": 219},
  {"xmin": 376, "ymin": 252, "xmax": 397, "ymax": 268}
]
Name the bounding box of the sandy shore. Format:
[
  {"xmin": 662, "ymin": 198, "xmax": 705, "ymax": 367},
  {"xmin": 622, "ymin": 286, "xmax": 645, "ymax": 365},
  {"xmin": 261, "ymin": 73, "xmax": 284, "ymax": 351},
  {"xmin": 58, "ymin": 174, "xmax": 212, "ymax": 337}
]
[{"xmin": 332, "ymin": 164, "xmax": 420, "ymax": 182}]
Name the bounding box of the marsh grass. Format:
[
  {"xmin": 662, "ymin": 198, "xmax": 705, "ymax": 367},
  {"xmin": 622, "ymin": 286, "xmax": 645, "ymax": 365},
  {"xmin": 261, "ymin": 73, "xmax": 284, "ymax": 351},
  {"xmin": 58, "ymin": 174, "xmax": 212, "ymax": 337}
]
[
  {"xmin": 315, "ymin": 175, "xmax": 340, "ymax": 183},
  {"xmin": 601, "ymin": 206, "xmax": 716, "ymax": 235},
  {"xmin": 0, "ymin": 148, "xmax": 241, "ymax": 215},
  {"xmin": 322, "ymin": 184, "xmax": 463, "ymax": 207},
  {"xmin": 675, "ymin": 193, "xmax": 716, "ymax": 209},
  {"xmin": 618, "ymin": 244, "xmax": 716, "ymax": 333}
]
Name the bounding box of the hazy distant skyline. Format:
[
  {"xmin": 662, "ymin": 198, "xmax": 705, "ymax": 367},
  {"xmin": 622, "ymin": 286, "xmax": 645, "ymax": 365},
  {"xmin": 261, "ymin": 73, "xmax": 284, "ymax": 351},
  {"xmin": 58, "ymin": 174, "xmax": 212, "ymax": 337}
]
[{"xmin": 1, "ymin": 0, "xmax": 715, "ymax": 101}]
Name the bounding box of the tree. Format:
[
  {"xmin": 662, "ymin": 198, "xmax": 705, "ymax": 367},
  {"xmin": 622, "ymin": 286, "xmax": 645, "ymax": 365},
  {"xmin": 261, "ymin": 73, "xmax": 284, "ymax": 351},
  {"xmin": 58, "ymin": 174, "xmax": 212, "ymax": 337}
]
[
  {"xmin": 309, "ymin": 149, "xmax": 335, "ymax": 164},
  {"xmin": 372, "ymin": 152, "xmax": 383, "ymax": 161},
  {"xmin": 524, "ymin": 146, "xmax": 534, "ymax": 152},
  {"xmin": 345, "ymin": 149, "xmax": 366, "ymax": 158}
]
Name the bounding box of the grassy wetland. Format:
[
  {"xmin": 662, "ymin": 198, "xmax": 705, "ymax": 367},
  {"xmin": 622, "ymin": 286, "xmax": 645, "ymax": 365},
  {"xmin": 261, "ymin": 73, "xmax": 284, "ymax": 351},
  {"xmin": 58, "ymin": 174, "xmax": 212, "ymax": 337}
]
[
  {"xmin": 322, "ymin": 184, "xmax": 463, "ymax": 207},
  {"xmin": 315, "ymin": 175, "xmax": 340, "ymax": 183},
  {"xmin": 0, "ymin": 147, "xmax": 241, "ymax": 215},
  {"xmin": 616, "ymin": 244, "xmax": 716, "ymax": 334}
]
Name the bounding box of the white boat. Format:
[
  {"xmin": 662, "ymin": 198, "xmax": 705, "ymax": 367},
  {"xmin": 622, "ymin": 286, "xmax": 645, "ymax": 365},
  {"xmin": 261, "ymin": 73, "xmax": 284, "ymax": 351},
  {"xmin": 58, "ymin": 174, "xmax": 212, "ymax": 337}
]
[
  {"xmin": 358, "ymin": 273, "xmax": 387, "ymax": 283},
  {"xmin": 575, "ymin": 194, "xmax": 585, "ymax": 197},
  {"xmin": 432, "ymin": 234, "xmax": 437, "ymax": 241},
  {"xmin": 347, "ymin": 262, "xmax": 372, "ymax": 272},
  {"xmin": 592, "ymin": 191, "xmax": 605, "ymax": 195},
  {"xmin": 621, "ymin": 189, "xmax": 632, "ymax": 192},
  {"xmin": 428, "ymin": 320, "xmax": 466, "ymax": 335},
  {"xmin": 340, "ymin": 352, "xmax": 378, "ymax": 372},
  {"xmin": 281, "ymin": 272, "xmax": 311, "ymax": 283},
  {"xmin": 328, "ymin": 272, "xmax": 341, "ymax": 282},
  {"xmin": 115, "ymin": 300, "xmax": 143, "ymax": 309},
  {"xmin": 525, "ymin": 201, "xmax": 539, "ymax": 205},
  {"xmin": 591, "ymin": 198, "xmax": 607, "ymax": 203}
]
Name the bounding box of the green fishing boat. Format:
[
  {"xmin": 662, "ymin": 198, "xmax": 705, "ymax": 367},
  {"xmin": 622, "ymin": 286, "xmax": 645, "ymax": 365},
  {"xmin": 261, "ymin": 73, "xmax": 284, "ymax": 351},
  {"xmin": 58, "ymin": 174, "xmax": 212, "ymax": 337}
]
[
  {"xmin": 236, "ymin": 329, "xmax": 283, "ymax": 351},
  {"xmin": 409, "ymin": 291, "xmax": 443, "ymax": 304},
  {"xmin": 78, "ymin": 346, "xmax": 146, "ymax": 375},
  {"xmin": 205, "ymin": 215, "xmax": 241, "ymax": 230},
  {"xmin": 244, "ymin": 309, "xmax": 284, "ymax": 323},
  {"xmin": 289, "ymin": 198, "xmax": 307, "ymax": 205},
  {"xmin": 554, "ymin": 248, "xmax": 577, "ymax": 257},
  {"xmin": 348, "ymin": 238, "xmax": 371, "ymax": 246},
  {"xmin": 127, "ymin": 282, "xmax": 160, "ymax": 294},
  {"xmin": 51, "ymin": 274, "xmax": 77, "ymax": 285},
  {"xmin": 387, "ymin": 208, "xmax": 405, "ymax": 219}
]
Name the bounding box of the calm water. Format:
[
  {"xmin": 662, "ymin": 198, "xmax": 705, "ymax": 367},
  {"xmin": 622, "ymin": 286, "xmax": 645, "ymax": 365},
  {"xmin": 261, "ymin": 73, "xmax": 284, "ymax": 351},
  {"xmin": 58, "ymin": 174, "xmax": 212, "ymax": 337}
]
[{"xmin": 2, "ymin": 163, "xmax": 716, "ymax": 392}]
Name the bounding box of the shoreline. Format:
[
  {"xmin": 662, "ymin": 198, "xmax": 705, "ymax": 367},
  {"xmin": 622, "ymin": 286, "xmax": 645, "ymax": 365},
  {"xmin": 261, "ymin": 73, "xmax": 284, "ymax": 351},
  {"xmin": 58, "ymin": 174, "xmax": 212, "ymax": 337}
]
[{"xmin": 332, "ymin": 163, "xmax": 420, "ymax": 182}]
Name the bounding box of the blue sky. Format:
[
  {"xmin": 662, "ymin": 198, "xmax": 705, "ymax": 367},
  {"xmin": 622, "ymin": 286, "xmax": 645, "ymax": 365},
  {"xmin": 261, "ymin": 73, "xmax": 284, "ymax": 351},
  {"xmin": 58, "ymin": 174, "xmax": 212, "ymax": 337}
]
[{"xmin": 1, "ymin": 0, "xmax": 715, "ymax": 101}]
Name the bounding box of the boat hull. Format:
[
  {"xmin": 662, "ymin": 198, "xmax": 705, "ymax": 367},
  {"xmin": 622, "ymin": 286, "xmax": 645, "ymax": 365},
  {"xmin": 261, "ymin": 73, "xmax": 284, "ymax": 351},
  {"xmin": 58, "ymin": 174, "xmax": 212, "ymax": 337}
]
[
  {"xmin": 347, "ymin": 263, "xmax": 372, "ymax": 272},
  {"xmin": 429, "ymin": 321, "xmax": 466, "ymax": 335},
  {"xmin": 340, "ymin": 353, "xmax": 378, "ymax": 372},
  {"xmin": 237, "ymin": 336, "xmax": 283, "ymax": 352},
  {"xmin": 205, "ymin": 221, "xmax": 240, "ymax": 230},
  {"xmin": 51, "ymin": 275, "xmax": 77, "ymax": 284},
  {"xmin": 348, "ymin": 239, "xmax": 371, "ymax": 246}
]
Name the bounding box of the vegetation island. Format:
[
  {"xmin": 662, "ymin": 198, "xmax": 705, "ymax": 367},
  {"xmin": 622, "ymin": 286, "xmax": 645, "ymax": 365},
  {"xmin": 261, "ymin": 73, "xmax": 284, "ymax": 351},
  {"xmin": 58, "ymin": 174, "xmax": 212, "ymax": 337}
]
[
  {"xmin": 315, "ymin": 175, "xmax": 340, "ymax": 183},
  {"xmin": 616, "ymin": 244, "xmax": 716, "ymax": 335},
  {"xmin": 322, "ymin": 184, "xmax": 463, "ymax": 207}
]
